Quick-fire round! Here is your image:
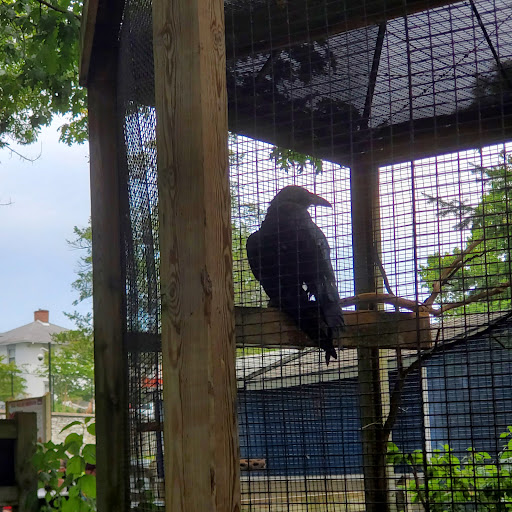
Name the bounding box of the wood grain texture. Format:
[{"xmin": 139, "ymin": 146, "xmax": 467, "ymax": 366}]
[
  {"xmin": 351, "ymin": 162, "xmax": 390, "ymax": 511},
  {"xmin": 0, "ymin": 420, "xmax": 17, "ymax": 440},
  {"xmin": 78, "ymin": 0, "xmax": 98, "ymax": 86},
  {"xmin": 15, "ymin": 413, "xmax": 38, "ymax": 512},
  {"xmin": 236, "ymin": 308, "xmax": 431, "ymax": 349},
  {"xmin": 152, "ymin": 0, "xmax": 240, "ymax": 511},
  {"xmin": 88, "ymin": 27, "xmax": 128, "ymax": 512}
]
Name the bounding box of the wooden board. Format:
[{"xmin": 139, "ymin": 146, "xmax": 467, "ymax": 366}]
[
  {"xmin": 78, "ymin": 0, "xmax": 98, "ymax": 85},
  {"xmin": 88, "ymin": 21, "xmax": 128, "ymax": 512},
  {"xmin": 152, "ymin": 0, "xmax": 240, "ymax": 511},
  {"xmin": 14, "ymin": 413, "xmax": 38, "ymax": 512},
  {"xmin": 125, "ymin": 306, "xmax": 431, "ymax": 352},
  {"xmin": 236, "ymin": 308, "xmax": 431, "ymax": 350},
  {"xmin": 225, "ymin": 0, "xmax": 464, "ymax": 60}
]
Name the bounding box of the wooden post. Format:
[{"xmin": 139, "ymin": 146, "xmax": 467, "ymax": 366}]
[
  {"xmin": 351, "ymin": 159, "xmax": 390, "ymax": 511},
  {"xmin": 15, "ymin": 413, "xmax": 38, "ymax": 512},
  {"xmin": 88, "ymin": 12, "xmax": 128, "ymax": 511},
  {"xmin": 152, "ymin": 1, "xmax": 240, "ymax": 512}
]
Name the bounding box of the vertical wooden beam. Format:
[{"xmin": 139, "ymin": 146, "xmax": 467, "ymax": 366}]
[
  {"xmin": 88, "ymin": 23, "xmax": 128, "ymax": 512},
  {"xmin": 15, "ymin": 413, "xmax": 38, "ymax": 512},
  {"xmin": 152, "ymin": 1, "xmax": 240, "ymax": 512},
  {"xmin": 351, "ymin": 160, "xmax": 390, "ymax": 512}
]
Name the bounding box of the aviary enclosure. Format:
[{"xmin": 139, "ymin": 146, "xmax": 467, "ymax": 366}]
[{"xmin": 81, "ymin": 0, "xmax": 512, "ymax": 510}]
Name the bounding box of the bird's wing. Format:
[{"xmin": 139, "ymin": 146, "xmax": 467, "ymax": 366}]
[
  {"xmin": 246, "ymin": 230, "xmax": 262, "ymax": 283},
  {"xmin": 295, "ymin": 211, "xmax": 344, "ymax": 330}
]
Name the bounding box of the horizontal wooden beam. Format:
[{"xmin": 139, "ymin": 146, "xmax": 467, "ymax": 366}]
[
  {"xmin": 0, "ymin": 420, "xmax": 17, "ymax": 440},
  {"xmin": 236, "ymin": 308, "xmax": 431, "ymax": 350},
  {"xmin": 229, "ymin": 99, "xmax": 512, "ymax": 169},
  {"xmin": 126, "ymin": 307, "xmax": 431, "ymax": 352},
  {"xmin": 0, "ymin": 487, "xmax": 18, "ymax": 505},
  {"xmin": 225, "ymin": 0, "xmax": 463, "ymax": 60}
]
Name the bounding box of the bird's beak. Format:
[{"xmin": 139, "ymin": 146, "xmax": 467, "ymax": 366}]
[{"xmin": 309, "ymin": 192, "xmax": 332, "ymax": 208}]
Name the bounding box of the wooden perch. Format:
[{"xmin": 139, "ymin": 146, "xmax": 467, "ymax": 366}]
[{"xmin": 235, "ymin": 307, "xmax": 431, "ymax": 350}]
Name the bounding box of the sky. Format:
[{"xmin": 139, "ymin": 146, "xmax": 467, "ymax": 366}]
[{"xmin": 0, "ymin": 120, "xmax": 91, "ymax": 333}]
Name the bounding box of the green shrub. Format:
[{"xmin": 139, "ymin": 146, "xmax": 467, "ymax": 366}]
[
  {"xmin": 32, "ymin": 418, "xmax": 96, "ymax": 512},
  {"xmin": 387, "ymin": 427, "xmax": 512, "ymax": 511}
]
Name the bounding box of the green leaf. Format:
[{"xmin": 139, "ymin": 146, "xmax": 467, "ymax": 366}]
[
  {"xmin": 61, "ymin": 495, "xmax": 83, "ymax": 512},
  {"xmin": 65, "ymin": 433, "xmax": 83, "ymax": 455},
  {"xmin": 66, "ymin": 455, "xmax": 85, "ymax": 477},
  {"xmin": 61, "ymin": 421, "xmax": 83, "ymax": 433},
  {"xmin": 82, "ymin": 444, "xmax": 96, "ymax": 465},
  {"xmin": 86, "ymin": 422, "xmax": 95, "ymax": 436},
  {"xmin": 79, "ymin": 474, "xmax": 97, "ymax": 498}
]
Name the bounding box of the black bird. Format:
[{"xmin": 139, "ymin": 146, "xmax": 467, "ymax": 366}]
[{"xmin": 246, "ymin": 186, "xmax": 344, "ymax": 364}]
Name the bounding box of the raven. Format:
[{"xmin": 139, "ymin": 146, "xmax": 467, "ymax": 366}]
[{"xmin": 246, "ymin": 186, "xmax": 344, "ymax": 364}]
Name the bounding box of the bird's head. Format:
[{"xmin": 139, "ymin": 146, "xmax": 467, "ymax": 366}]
[{"xmin": 270, "ymin": 186, "xmax": 332, "ymax": 209}]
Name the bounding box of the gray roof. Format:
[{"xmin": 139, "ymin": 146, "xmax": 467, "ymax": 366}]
[{"xmin": 0, "ymin": 320, "xmax": 68, "ymax": 346}]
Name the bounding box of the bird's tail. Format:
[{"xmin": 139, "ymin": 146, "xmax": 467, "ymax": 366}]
[{"xmin": 320, "ymin": 330, "xmax": 338, "ymax": 366}]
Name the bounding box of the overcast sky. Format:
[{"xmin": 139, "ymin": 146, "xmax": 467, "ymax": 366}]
[{"xmin": 0, "ymin": 121, "xmax": 91, "ymax": 333}]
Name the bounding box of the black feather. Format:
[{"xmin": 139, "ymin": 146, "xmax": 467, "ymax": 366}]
[{"xmin": 246, "ymin": 186, "xmax": 344, "ymax": 364}]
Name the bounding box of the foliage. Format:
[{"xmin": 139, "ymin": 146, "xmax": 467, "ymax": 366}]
[
  {"xmin": 419, "ymin": 153, "xmax": 512, "ymax": 314},
  {"xmin": 269, "ymin": 146, "xmax": 323, "ymax": 174},
  {"xmin": 46, "ymin": 328, "xmax": 94, "ymax": 405},
  {"xmin": 68, "ymin": 223, "xmax": 93, "ymax": 308},
  {"xmin": 0, "ymin": 355, "xmax": 26, "ymax": 402},
  {"xmin": 43, "ymin": 221, "xmax": 94, "ymax": 409},
  {"xmin": 231, "ymin": 184, "xmax": 265, "ymax": 307},
  {"xmin": 0, "ymin": 0, "xmax": 87, "ymax": 147},
  {"xmin": 33, "ymin": 418, "xmax": 96, "ymax": 512},
  {"xmin": 387, "ymin": 427, "xmax": 512, "ymax": 511}
]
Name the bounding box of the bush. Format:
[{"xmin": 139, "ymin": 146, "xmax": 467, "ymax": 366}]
[
  {"xmin": 387, "ymin": 427, "xmax": 512, "ymax": 511},
  {"xmin": 32, "ymin": 418, "xmax": 96, "ymax": 512}
]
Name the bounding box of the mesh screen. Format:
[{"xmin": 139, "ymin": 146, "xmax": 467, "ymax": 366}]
[
  {"xmin": 113, "ymin": 0, "xmax": 512, "ymax": 509},
  {"xmin": 117, "ymin": 0, "xmax": 163, "ymax": 507}
]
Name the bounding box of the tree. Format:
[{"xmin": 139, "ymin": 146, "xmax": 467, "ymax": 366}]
[
  {"xmin": 0, "ymin": 356, "xmax": 26, "ymax": 403},
  {"xmin": 419, "ymin": 153, "xmax": 512, "ymax": 314},
  {"xmin": 0, "ymin": 0, "xmax": 86, "ymax": 148},
  {"xmin": 49, "ymin": 328, "xmax": 94, "ymax": 406},
  {"xmin": 46, "ymin": 221, "xmax": 94, "ymax": 409}
]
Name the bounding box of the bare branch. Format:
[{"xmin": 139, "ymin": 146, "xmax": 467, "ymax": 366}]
[
  {"xmin": 373, "ymin": 244, "xmax": 395, "ymax": 296},
  {"xmin": 37, "ymin": 0, "xmax": 81, "ymax": 21},
  {"xmin": 340, "ymin": 293, "xmax": 429, "ymax": 313},
  {"xmin": 340, "ymin": 281, "xmax": 511, "ymax": 317},
  {"xmin": 423, "ymin": 238, "xmax": 484, "ymax": 306},
  {"xmin": 437, "ymin": 282, "xmax": 511, "ymax": 314},
  {"xmin": 4, "ymin": 143, "xmax": 42, "ymax": 163},
  {"xmin": 383, "ymin": 307, "xmax": 512, "ymax": 441}
]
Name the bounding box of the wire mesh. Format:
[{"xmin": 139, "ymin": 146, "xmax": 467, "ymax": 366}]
[
  {"xmin": 117, "ymin": 0, "xmax": 164, "ymax": 508},
  {"xmin": 112, "ymin": 0, "xmax": 512, "ymax": 509}
]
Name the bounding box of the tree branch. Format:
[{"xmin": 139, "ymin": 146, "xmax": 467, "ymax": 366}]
[
  {"xmin": 382, "ymin": 332, "xmax": 478, "ymax": 441},
  {"xmin": 340, "ymin": 282, "xmax": 511, "ymax": 316},
  {"xmin": 423, "ymin": 238, "xmax": 484, "ymax": 306},
  {"xmin": 373, "ymin": 244, "xmax": 395, "ymax": 296},
  {"xmin": 437, "ymin": 282, "xmax": 511, "ymax": 314},
  {"xmin": 382, "ymin": 308, "xmax": 512, "ymax": 442},
  {"xmin": 37, "ymin": 0, "xmax": 81, "ymax": 21}
]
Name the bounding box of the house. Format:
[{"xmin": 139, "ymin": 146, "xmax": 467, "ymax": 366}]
[
  {"xmin": 0, "ymin": 310, "xmax": 68, "ymax": 398},
  {"xmin": 237, "ymin": 312, "xmax": 512, "ymax": 476}
]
